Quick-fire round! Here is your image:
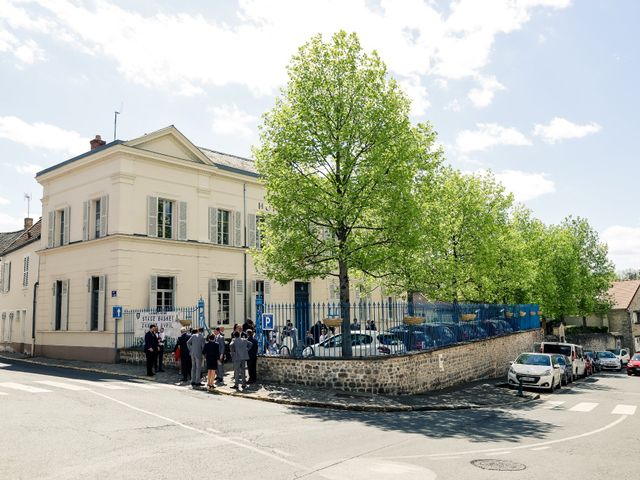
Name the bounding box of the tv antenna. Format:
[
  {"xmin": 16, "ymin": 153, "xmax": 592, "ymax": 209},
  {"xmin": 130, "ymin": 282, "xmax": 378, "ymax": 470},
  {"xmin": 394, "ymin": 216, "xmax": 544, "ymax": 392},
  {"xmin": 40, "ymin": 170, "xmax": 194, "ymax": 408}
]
[
  {"xmin": 113, "ymin": 102, "xmax": 124, "ymax": 141},
  {"xmin": 24, "ymin": 193, "xmax": 31, "ymax": 218}
]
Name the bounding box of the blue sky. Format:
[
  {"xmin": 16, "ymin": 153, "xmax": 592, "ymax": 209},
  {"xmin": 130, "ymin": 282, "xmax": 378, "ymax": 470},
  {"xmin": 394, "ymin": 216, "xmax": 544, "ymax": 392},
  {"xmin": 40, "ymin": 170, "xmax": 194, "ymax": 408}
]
[{"xmin": 1, "ymin": 0, "xmax": 638, "ymax": 270}]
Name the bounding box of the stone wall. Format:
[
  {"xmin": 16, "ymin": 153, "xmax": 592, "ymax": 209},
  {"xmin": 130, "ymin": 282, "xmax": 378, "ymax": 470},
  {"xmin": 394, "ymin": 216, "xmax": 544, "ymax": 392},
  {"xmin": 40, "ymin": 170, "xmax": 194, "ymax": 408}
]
[
  {"xmin": 608, "ymin": 310, "xmax": 632, "ymax": 352},
  {"xmin": 258, "ymin": 329, "xmax": 542, "ymax": 395},
  {"xmin": 119, "ymin": 348, "xmax": 178, "ymax": 368},
  {"xmin": 565, "ymin": 333, "xmax": 620, "ymax": 352}
]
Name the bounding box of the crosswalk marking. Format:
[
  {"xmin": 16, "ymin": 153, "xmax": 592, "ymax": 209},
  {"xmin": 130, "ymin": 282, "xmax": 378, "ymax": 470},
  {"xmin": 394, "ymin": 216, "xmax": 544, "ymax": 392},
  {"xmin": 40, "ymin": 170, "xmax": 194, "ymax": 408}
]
[
  {"xmin": 0, "ymin": 382, "xmax": 52, "ymax": 393},
  {"xmin": 611, "ymin": 405, "xmax": 636, "ymax": 415},
  {"xmin": 569, "ymin": 402, "xmax": 598, "ymax": 412},
  {"xmin": 34, "ymin": 380, "xmax": 90, "ymax": 391},
  {"xmin": 542, "ymin": 401, "xmax": 565, "ymax": 409},
  {"xmin": 0, "ymin": 391, "xmax": 7, "ymax": 395},
  {"xmin": 65, "ymin": 379, "xmax": 128, "ymax": 390},
  {"xmin": 0, "ymin": 363, "xmax": 11, "ymax": 368}
]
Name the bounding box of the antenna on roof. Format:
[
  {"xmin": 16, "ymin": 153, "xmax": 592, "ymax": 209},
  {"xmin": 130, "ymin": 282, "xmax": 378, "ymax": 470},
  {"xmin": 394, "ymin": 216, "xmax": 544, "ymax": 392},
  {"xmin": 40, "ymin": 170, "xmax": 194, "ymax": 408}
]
[
  {"xmin": 24, "ymin": 193, "xmax": 31, "ymax": 218},
  {"xmin": 113, "ymin": 102, "xmax": 124, "ymax": 141}
]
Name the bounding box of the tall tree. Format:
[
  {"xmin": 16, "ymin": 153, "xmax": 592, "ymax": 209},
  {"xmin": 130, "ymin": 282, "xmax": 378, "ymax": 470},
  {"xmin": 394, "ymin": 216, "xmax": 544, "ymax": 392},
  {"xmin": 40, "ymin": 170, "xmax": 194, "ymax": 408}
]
[{"xmin": 254, "ymin": 31, "xmax": 441, "ymax": 355}]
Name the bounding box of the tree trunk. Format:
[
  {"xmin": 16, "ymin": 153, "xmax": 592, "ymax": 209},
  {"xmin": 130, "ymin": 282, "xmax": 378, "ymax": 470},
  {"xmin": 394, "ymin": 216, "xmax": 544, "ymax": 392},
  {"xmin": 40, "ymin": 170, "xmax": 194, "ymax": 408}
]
[
  {"xmin": 339, "ymin": 259, "xmax": 352, "ymax": 357},
  {"xmin": 407, "ymin": 291, "xmax": 415, "ymax": 315}
]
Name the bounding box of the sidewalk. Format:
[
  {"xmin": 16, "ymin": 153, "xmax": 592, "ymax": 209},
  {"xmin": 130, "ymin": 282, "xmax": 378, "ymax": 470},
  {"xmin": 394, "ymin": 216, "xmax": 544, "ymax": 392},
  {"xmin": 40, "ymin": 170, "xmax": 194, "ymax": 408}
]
[{"xmin": 0, "ymin": 351, "xmax": 538, "ymax": 412}]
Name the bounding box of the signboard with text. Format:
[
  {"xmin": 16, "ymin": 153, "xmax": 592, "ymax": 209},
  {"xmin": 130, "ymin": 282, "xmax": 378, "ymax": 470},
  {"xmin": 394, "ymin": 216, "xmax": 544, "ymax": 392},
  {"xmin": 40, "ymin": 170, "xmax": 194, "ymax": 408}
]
[{"xmin": 133, "ymin": 311, "xmax": 182, "ymax": 339}]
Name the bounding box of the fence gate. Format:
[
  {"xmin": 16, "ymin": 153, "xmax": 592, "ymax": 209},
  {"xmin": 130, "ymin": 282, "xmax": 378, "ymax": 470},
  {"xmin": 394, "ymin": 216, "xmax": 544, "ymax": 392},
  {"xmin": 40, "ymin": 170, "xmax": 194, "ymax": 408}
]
[{"xmin": 122, "ymin": 304, "xmax": 201, "ymax": 351}]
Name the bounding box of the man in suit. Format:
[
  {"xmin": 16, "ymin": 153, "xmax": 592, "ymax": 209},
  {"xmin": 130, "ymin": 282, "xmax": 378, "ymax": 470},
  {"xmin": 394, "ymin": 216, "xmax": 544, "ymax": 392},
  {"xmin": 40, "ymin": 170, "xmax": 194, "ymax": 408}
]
[
  {"xmin": 230, "ymin": 331, "xmax": 250, "ymax": 389},
  {"xmin": 246, "ymin": 329, "xmax": 258, "ymax": 384},
  {"xmin": 186, "ymin": 328, "xmax": 206, "ymax": 388},
  {"xmin": 215, "ymin": 327, "xmax": 226, "ymax": 384},
  {"xmin": 176, "ymin": 327, "xmax": 192, "ymax": 383},
  {"xmin": 144, "ymin": 324, "xmax": 159, "ymax": 376}
]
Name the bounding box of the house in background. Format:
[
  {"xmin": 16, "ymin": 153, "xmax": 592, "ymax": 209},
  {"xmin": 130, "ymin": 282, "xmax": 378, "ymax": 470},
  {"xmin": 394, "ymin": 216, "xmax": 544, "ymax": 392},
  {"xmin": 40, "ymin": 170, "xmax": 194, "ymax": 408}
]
[{"xmin": 0, "ymin": 218, "xmax": 41, "ymax": 354}]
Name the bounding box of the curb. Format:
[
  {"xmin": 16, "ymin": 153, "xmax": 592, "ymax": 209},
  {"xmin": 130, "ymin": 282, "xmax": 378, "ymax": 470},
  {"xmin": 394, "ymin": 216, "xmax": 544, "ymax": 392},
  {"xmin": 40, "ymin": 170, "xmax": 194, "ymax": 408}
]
[{"xmin": 0, "ymin": 354, "xmax": 539, "ymax": 412}]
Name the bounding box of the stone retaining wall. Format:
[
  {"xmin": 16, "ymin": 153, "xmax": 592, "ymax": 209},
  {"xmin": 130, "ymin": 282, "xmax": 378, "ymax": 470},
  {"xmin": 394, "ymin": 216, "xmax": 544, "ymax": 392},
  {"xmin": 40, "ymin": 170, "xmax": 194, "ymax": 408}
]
[
  {"xmin": 119, "ymin": 349, "xmax": 178, "ymax": 368},
  {"xmin": 257, "ymin": 329, "xmax": 542, "ymax": 395},
  {"xmin": 565, "ymin": 333, "xmax": 620, "ymax": 352}
]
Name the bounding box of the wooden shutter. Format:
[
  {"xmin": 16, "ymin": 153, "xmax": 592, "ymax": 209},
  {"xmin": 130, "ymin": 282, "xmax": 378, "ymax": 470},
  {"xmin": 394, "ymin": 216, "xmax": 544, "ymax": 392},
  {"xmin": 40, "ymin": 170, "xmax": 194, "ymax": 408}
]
[
  {"xmin": 98, "ymin": 275, "xmax": 106, "ymax": 331},
  {"xmin": 234, "ymin": 211, "xmax": 242, "ymax": 247},
  {"xmin": 61, "ymin": 279, "xmax": 69, "ymax": 330},
  {"xmin": 63, "ymin": 206, "xmax": 70, "ymax": 245},
  {"xmin": 149, "ymin": 275, "xmax": 158, "ymax": 309},
  {"xmin": 178, "ymin": 201, "xmax": 187, "ymax": 240},
  {"xmin": 51, "ymin": 282, "xmax": 57, "ymax": 330},
  {"xmin": 82, "ymin": 201, "xmax": 89, "ymax": 241},
  {"xmin": 147, "ymin": 196, "xmax": 158, "ymax": 237},
  {"xmin": 100, "ymin": 195, "xmax": 108, "ymax": 237},
  {"xmin": 247, "ymin": 213, "xmax": 256, "ymax": 248},
  {"xmin": 47, "ymin": 211, "xmax": 55, "ymax": 248},
  {"xmin": 208, "ymin": 278, "xmax": 218, "ymax": 326},
  {"xmin": 209, "ymin": 207, "xmax": 218, "ymax": 244}
]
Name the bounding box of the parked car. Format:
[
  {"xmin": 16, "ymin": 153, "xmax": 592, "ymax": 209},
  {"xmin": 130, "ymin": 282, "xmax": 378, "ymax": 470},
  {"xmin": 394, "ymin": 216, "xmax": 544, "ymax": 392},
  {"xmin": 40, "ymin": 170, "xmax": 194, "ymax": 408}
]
[
  {"xmin": 584, "ymin": 351, "xmax": 601, "ymax": 372},
  {"xmin": 626, "ymin": 353, "xmax": 640, "ymax": 376},
  {"xmin": 608, "ymin": 348, "xmax": 631, "ymax": 366},
  {"xmin": 551, "ymin": 354, "xmax": 573, "ymax": 385},
  {"xmin": 480, "ymin": 319, "xmax": 514, "ymax": 336},
  {"xmin": 507, "ymin": 353, "xmax": 562, "ymax": 393},
  {"xmin": 596, "ymin": 350, "xmax": 622, "ymax": 371},
  {"xmin": 540, "ymin": 342, "xmax": 586, "ymax": 378},
  {"xmin": 390, "ymin": 324, "xmax": 456, "ymax": 350},
  {"xmin": 302, "ymin": 331, "xmax": 406, "ymax": 358},
  {"xmin": 448, "ymin": 322, "xmax": 490, "ymax": 342}
]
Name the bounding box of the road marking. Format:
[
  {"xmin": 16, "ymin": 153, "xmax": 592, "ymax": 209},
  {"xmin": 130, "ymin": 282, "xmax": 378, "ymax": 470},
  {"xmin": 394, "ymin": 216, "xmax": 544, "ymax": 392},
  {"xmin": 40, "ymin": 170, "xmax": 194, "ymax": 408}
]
[
  {"xmin": 530, "ymin": 447, "xmax": 550, "ymax": 451},
  {"xmin": 490, "ymin": 451, "xmax": 512, "ymax": 455},
  {"xmin": 612, "ymin": 405, "xmax": 636, "ymax": 415},
  {"xmin": 34, "ymin": 380, "xmax": 90, "ymax": 391},
  {"xmin": 111, "ymin": 382, "xmax": 160, "ymax": 390},
  {"xmin": 541, "ymin": 400, "xmax": 565, "ymax": 409},
  {"xmin": 569, "ymin": 402, "xmax": 598, "ymax": 412},
  {"xmin": 65, "ymin": 379, "xmax": 129, "ymax": 390},
  {"xmin": 0, "ymin": 392, "xmax": 7, "ymax": 395},
  {"xmin": 0, "ymin": 382, "xmax": 52, "ymax": 393},
  {"xmin": 0, "ymin": 363, "xmax": 11, "ymax": 368},
  {"xmin": 383, "ymin": 415, "xmax": 627, "ymax": 459}
]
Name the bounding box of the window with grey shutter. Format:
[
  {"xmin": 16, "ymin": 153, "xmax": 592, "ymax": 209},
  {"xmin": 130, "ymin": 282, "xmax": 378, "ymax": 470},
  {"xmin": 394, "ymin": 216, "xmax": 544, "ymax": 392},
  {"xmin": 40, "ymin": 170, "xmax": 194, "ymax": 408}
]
[
  {"xmin": 149, "ymin": 275, "xmax": 158, "ymax": 309},
  {"xmin": 82, "ymin": 201, "xmax": 89, "ymax": 241},
  {"xmin": 234, "ymin": 211, "xmax": 242, "ymax": 247},
  {"xmin": 208, "ymin": 207, "xmax": 218, "ymax": 244},
  {"xmin": 208, "ymin": 278, "xmax": 218, "ymax": 326},
  {"xmin": 178, "ymin": 201, "xmax": 187, "ymax": 240},
  {"xmin": 148, "ymin": 196, "xmax": 158, "ymax": 237},
  {"xmin": 62, "ymin": 206, "xmax": 70, "ymax": 245},
  {"xmin": 61, "ymin": 279, "xmax": 69, "ymax": 330},
  {"xmin": 99, "ymin": 195, "xmax": 108, "ymax": 237},
  {"xmin": 47, "ymin": 211, "xmax": 55, "ymax": 248},
  {"xmin": 248, "ymin": 213, "xmax": 256, "ymax": 248},
  {"xmin": 22, "ymin": 256, "xmax": 29, "ymax": 287},
  {"xmin": 3, "ymin": 261, "xmax": 10, "ymax": 293},
  {"xmin": 264, "ymin": 280, "xmax": 272, "ymax": 306},
  {"xmin": 51, "ymin": 282, "xmax": 57, "ymax": 330}
]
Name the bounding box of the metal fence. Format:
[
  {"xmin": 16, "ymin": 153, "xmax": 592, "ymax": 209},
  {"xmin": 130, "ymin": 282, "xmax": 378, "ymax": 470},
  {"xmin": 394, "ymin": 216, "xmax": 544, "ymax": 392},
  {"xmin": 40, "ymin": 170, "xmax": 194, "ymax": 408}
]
[
  {"xmin": 122, "ymin": 306, "xmax": 200, "ymax": 351},
  {"xmin": 256, "ymin": 301, "xmax": 540, "ymax": 359}
]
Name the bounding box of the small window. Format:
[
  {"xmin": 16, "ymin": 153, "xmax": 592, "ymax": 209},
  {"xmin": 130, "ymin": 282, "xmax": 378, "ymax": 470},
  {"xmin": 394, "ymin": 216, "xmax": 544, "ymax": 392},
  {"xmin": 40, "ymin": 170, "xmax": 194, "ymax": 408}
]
[
  {"xmin": 90, "ymin": 276, "xmax": 100, "ymax": 330},
  {"xmin": 217, "ymin": 210, "xmax": 230, "ymax": 245},
  {"xmin": 156, "ymin": 276, "xmax": 174, "ymax": 312},
  {"xmin": 157, "ymin": 199, "xmax": 174, "ymax": 239},
  {"xmin": 58, "ymin": 209, "xmax": 66, "ymax": 245},
  {"xmin": 94, "ymin": 198, "xmax": 101, "ymax": 239},
  {"xmin": 217, "ymin": 279, "xmax": 231, "ymax": 324}
]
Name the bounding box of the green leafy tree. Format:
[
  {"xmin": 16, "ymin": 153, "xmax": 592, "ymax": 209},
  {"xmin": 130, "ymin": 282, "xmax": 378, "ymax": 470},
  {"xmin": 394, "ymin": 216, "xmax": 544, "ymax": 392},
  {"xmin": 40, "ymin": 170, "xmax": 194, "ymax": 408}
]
[{"xmin": 254, "ymin": 31, "xmax": 441, "ymax": 355}]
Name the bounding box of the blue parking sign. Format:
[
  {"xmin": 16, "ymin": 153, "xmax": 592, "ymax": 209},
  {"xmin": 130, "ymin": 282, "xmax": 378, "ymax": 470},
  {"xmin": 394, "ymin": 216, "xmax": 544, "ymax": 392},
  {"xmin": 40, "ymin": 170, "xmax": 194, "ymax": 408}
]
[
  {"xmin": 261, "ymin": 313, "xmax": 274, "ymax": 331},
  {"xmin": 112, "ymin": 306, "xmax": 123, "ymax": 319}
]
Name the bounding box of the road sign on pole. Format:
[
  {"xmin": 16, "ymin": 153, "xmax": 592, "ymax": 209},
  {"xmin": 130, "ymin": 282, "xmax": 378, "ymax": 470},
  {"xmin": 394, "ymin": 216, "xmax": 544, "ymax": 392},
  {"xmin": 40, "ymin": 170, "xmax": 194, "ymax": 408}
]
[
  {"xmin": 112, "ymin": 306, "xmax": 123, "ymax": 319},
  {"xmin": 261, "ymin": 313, "xmax": 274, "ymax": 331}
]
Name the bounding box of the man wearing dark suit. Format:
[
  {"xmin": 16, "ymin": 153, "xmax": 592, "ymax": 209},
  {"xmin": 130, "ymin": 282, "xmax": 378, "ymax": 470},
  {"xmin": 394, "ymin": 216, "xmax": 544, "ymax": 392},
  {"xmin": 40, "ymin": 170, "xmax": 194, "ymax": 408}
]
[
  {"xmin": 176, "ymin": 327, "xmax": 192, "ymax": 383},
  {"xmin": 246, "ymin": 329, "xmax": 258, "ymax": 384},
  {"xmin": 144, "ymin": 324, "xmax": 159, "ymax": 376}
]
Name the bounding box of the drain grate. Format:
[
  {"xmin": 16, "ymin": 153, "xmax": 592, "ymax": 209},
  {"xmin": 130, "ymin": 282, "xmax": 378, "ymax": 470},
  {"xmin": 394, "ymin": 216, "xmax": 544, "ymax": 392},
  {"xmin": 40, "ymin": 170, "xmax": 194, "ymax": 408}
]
[{"xmin": 471, "ymin": 459, "xmax": 526, "ymax": 471}]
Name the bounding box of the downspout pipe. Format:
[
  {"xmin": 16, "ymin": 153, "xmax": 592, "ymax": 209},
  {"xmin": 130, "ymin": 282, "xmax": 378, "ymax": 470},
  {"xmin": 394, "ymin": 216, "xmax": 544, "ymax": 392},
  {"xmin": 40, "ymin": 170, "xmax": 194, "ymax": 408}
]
[
  {"xmin": 243, "ymin": 182, "xmax": 247, "ymax": 323},
  {"xmin": 31, "ymin": 281, "xmax": 39, "ymax": 357}
]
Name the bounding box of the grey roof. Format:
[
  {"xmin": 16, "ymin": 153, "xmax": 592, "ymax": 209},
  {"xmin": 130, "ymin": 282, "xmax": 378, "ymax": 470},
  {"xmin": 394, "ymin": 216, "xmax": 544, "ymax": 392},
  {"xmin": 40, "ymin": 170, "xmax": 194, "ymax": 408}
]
[
  {"xmin": 199, "ymin": 147, "xmax": 259, "ymax": 178},
  {"xmin": 36, "ymin": 140, "xmax": 125, "ymax": 177},
  {"xmin": 0, "ymin": 230, "xmax": 24, "ymax": 256},
  {"xmin": 1, "ymin": 219, "xmax": 41, "ymax": 256}
]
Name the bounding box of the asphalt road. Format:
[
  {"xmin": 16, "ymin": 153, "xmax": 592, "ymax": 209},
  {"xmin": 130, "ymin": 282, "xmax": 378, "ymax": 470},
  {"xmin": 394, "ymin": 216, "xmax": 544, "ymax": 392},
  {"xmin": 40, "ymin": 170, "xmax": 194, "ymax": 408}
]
[{"xmin": 1, "ymin": 361, "xmax": 638, "ymax": 479}]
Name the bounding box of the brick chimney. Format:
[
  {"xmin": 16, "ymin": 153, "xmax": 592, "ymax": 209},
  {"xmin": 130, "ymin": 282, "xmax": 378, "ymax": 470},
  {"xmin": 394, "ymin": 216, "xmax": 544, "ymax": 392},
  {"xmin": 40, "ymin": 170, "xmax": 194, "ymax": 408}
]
[
  {"xmin": 24, "ymin": 217, "xmax": 33, "ymax": 229},
  {"xmin": 90, "ymin": 134, "xmax": 106, "ymax": 150}
]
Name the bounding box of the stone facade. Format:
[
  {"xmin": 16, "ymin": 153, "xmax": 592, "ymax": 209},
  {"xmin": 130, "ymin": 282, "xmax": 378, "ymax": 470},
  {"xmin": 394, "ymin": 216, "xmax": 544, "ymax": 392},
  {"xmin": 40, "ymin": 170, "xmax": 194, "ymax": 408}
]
[
  {"xmin": 565, "ymin": 333, "xmax": 620, "ymax": 352},
  {"xmin": 258, "ymin": 330, "xmax": 542, "ymax": 395}
]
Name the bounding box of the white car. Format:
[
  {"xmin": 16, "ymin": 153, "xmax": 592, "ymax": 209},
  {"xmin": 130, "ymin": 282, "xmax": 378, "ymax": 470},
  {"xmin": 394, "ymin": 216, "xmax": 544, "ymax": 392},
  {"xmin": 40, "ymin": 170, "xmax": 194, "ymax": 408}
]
[
  {"xmin": 302, "ymin": 331, "xmax": 407, "ymax": 358},
  {"xmin": 597, "ymin": 351, "xmax": 622, "ymax": 371},
  {"xmin": 507, "ymin": 353, "xmax": 562, "ymax": 393},
  {"xmin": 608, "ymin": 348, "xmax": 630, "ymax": 366}
]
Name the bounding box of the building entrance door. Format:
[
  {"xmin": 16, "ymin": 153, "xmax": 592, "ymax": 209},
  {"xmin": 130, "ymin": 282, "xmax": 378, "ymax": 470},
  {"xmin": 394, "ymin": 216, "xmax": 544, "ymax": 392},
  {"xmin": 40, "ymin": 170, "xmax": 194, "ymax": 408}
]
[{"xmin": 294, "ymin": 282, "xmax": 310, "ymax": 343}]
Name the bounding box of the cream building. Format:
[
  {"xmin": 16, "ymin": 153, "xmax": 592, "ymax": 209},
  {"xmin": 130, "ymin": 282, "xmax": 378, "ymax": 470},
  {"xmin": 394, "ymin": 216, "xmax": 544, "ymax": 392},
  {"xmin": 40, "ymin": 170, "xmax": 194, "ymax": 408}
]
[
  {"xmin": 0, "ymin": 218, "xmax": 41, "ymax": 355},
  {"xmin": 28, "ymin": 126, "xmax": 384, "ymax": 362}
]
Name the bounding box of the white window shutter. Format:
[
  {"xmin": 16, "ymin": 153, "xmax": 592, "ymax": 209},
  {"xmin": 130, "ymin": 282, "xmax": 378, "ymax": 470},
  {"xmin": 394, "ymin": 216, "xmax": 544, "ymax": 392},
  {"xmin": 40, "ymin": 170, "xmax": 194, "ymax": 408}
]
[
  {"xmin": 264, "ymin": 280, "xmax": 272, "ymax": 306},
  {"xmin": 178, "ymin": 201, "xmax": 187, "ymax": 241},
  {"xmin": 98, "ymin": 275, "xmax": 106, "ymax": 331},
  {"xmin": 208, "ymin": 278, "xmax": 218, "ymax": 326},
  {"xmin": 47, "ymin": 211, "xmax": 55, "ymax": 248},
  {"xmin": 0, "ymin": 262, "xmax": 4, "ymax": 293},
  {"xmin": 4, "ymin": 261, "xmax": 10, "ymax": 293},
  {"xmin": 61, "ymin": 279, "xmax": 69, "ymax": 330},
  {"xmin": 82, "ymin": 201, "xmax": 89, "ymax": 241},
  {"xmin": 86, "ymin": 278, "xmax": 91, "ymax": 331},
  {"xmin": 22, "ymin": 256, "xmax": 29, "ymax": 287},
  {"xmin": 234, "ymin": 211, "xmax": 242, "ymax": 247},
  {"xmin": 210, "ymin": 208, "xmax": 218, "ymax": 244},
  {"xmin": 100, "ymin": 195, "xmax": 108, "ymax": 237},
  {"xmin": 149, "ymin": 275, "xmax": 158, "ymax": 309},
  {"xmin": 51, "ymin": 282, "xmax": 57, "ymax": 330},
  {"xmin": 147, "ymin": 196, "xmax": 158, "ymax": 237},
  {"xmin": 172, "ymin": 276, "xmax": 177, "ymax": 308},
  {"xmin": 250, "ymin": 292, "xmax": 257, "ymax": 326},
  {"xmin": 248, "ymin": 213, "xmax": 256, "ymax": 248},
  {"xmin": 63, "ymin": 206, "xmax": 70, "ymax": 245}
]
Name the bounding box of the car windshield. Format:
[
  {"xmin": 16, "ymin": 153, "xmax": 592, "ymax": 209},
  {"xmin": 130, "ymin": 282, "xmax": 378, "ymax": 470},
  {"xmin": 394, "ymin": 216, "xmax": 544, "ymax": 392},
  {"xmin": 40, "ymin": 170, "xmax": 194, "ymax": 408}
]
[
  {"xmin": 609, "ymin": 349, "xmax": 621, "ymax": 355},
  {"xmin": 632, "ymin": 354, "xmax": 640, "ymax": 361},
  {"xmin": 543, "ymin": 344, "xmax": 572, "ymax": 356},
  {"xmin": 516, "ymin": 354, "xmax": 551, "ymax": 366},
  {"xmin": 597, "ymin": 351, "xmax": 615, "ymax": 358}
]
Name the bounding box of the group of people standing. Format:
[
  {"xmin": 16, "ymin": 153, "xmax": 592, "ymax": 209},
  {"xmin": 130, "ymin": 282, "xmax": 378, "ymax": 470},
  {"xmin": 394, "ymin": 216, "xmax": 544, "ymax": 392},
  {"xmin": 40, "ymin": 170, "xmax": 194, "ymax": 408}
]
[
  {"xmin": 143, "ymin": 324, "xmax": 167, "ymax": 376},
  {"xmin": 145, "ymin": 323, "xmax": 259, "ymax": 392}
]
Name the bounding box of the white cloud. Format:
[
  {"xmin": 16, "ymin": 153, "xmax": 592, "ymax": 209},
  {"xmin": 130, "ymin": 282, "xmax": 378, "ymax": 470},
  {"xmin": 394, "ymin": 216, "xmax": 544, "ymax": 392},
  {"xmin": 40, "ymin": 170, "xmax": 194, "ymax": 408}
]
[
  {"xmin": 0, "ymin": 28, "xmax": 44, "ymax": 65},
  {"xmin": 533, "ymin": 117, "xmax": 602, "ymax": 144},
  {"xmin": 0, "ymin": 196, "xmax": 9, "ymax": 205},
  {"xmin": 1, "ymin": 0, "xmax": 570, "ymax": 96},
  {"xmin": 455, "ymin": 123, "xmax": 531, "ymax": 153},
  {"xmin": 468, "ymin": 75, "xmax": 505, "ymax": 108},
  {"xmin": 398, "ymin": 74, "xmax": 430, "ymax": 116},
  {"xmin": 444, "ymin": 99, "xmax": 462, "ymax": 112},
  {"xmin": 211, "ymin": 105, "xmax": 257, "ymax": 138},
  {"xmin": 0, "ymin": 212, "xmax": 22, "ymax": 231},
  {"xmin": 14, "ymin": 163, "xmax": 43, "ymax": 175},
  {"xmin": 0, "ymin": 116, "xmax": 87, "ymax": 155},
  {"xmin": 494, "ymin": 169, "xmax": 555, "ymax": 202},
  {"xmin": 602, "ymin": 225, "xmax": 640, "ymax": 270}
]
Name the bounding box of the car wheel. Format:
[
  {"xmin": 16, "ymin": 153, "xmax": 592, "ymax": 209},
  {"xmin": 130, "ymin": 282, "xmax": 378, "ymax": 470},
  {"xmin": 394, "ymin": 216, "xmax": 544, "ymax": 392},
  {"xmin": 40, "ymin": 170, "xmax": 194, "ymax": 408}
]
[{"xmin": 561, "ymin": 375, "xmax": 567, "ymax": 386}]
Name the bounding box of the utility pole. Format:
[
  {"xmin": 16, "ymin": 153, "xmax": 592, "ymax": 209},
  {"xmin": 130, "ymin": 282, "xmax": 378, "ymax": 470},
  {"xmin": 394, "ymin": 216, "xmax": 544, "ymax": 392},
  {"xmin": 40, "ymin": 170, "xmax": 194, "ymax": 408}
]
[{"xmin": 113, "ymin": 111, "xmax": 120, "ymax": 141}]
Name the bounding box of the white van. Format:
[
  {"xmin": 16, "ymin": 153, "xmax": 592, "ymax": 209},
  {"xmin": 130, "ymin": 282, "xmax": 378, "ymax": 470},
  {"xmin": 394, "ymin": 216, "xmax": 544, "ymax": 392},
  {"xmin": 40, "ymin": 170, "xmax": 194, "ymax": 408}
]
[{"xmin": 540, "ymin": 342, "xmax": 586, "ymax": 378}]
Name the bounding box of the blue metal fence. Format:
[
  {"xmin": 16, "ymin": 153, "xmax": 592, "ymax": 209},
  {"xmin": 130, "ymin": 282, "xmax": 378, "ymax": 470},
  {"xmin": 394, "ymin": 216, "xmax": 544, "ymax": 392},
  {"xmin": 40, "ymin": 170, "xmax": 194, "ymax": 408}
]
[{"xmin": 255, "ymin": 301, "xmax": 540, "ymax": 359}]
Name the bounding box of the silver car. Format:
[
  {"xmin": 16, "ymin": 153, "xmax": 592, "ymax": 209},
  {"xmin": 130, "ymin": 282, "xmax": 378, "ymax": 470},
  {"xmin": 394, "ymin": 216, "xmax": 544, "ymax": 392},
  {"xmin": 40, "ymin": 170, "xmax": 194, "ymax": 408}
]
[{"xmin": 597, "ymin": 351, "xmax": 622, "ymax": 371}]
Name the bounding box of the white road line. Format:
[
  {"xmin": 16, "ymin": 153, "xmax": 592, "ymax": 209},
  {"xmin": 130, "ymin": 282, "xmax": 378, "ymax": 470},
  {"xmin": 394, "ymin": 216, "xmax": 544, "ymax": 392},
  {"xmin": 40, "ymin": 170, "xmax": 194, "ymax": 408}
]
[
  {"xmin": 0, "ymin": 392, "xmax": 7, "ymax": 395},
  {"xmin": 383, "ymin": 415, "xmax": 627, "ymax": 460},
  {"xmin": 612, "ymin": 405, "xmax": 636, "ymax": 416},
  {"xmin": 0, "ymin": 363, "xmax": 11, "ymax": 368},
  {"xmin": 530, "ymin": 446, "xmax": 550, "ymax": 451},
  {"xmin": 34, "ymin": 380, "xmax": 90, "ymax": 391},
  {"xmin": 490, "ymin": 451, "xmax": 512, "ymax": 455},
  {"xmin": 541, "ymin": 400, "xmax": 565, "ymax": 409},
  {"xmin": 569, "ymin": 402, "xmax": 598, "ymax": 412},
  {"xmin": 0, "ymin": 382, "xmax": 52, "ymax": 393},
  {"xmin": 110, "ymin": 382, "xmax": 160, "ymax": 390},
  {"xmin": 65, "ymin": 379, "xmax": 129, "ymax": 390}
]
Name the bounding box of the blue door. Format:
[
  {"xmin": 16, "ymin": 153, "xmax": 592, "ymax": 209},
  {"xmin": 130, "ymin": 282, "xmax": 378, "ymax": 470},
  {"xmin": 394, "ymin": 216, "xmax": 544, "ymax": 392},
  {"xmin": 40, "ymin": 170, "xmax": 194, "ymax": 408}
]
[{"xmin": 294, "ymin": 282, "xmax": 310, "ymax": 343}]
